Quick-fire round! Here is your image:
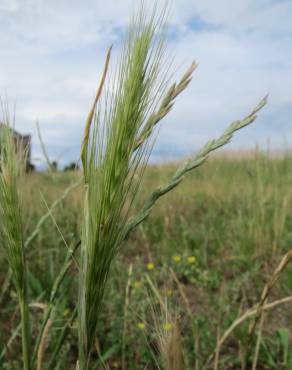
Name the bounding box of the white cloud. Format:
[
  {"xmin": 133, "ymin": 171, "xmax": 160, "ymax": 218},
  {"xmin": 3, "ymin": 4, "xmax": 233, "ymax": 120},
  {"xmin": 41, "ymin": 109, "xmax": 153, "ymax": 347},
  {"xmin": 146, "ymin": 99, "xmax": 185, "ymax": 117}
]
[{"xmin": 0, "ymin": 0, "xmax": 291, "ymax": 167}]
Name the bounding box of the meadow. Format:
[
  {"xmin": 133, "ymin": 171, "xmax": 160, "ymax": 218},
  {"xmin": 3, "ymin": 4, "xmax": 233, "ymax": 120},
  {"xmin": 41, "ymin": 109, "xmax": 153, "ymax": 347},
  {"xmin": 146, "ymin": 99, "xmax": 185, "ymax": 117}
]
[
  {"xmin": 1, "ymin": 4, "xmax": 291, "ymax": 369},
  {"xmin": 0, "ymin": 152, "xmax": 291, "ymax": 369}
]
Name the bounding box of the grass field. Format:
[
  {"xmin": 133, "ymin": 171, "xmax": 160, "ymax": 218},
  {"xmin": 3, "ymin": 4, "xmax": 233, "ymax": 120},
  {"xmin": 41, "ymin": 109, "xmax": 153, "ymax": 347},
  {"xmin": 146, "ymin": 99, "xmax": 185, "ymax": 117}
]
[{"xmin": 0, "ymin": 152, "xmax": 291, "ymax": 369}]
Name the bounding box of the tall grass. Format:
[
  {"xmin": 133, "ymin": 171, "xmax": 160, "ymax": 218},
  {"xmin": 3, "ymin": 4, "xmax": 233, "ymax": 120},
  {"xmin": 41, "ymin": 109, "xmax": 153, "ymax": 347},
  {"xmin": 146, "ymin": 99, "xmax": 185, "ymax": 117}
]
[
  {"xmin": 77, "ymin": 3, "xmax": 266, "ymax": 369},
  {"xmin": 0, "ymin": 118, "xmax": 30, "ymax": 370},
  {"xmin": 78, "ymin": 6, "xmax": 175, "ymax": 368},
  {"xmin": 0, "ymin": 3, "xmax": 272, "ymax": 370}
]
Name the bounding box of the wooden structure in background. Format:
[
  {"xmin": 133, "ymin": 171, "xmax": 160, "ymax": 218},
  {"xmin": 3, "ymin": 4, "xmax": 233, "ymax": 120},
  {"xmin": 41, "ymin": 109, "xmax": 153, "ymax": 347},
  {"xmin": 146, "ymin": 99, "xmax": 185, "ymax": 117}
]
[{"xmin": 0, "ymin": 123, "xmax": 32, "ymax": 171}]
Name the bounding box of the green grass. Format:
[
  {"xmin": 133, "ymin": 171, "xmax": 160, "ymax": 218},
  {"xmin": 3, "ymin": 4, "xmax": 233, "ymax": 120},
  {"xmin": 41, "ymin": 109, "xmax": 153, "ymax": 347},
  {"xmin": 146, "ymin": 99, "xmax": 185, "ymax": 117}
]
[
  {"xmin": 0, "ymin": 122, "xmax": 30, "ymax": 370},
  {"xmin": 0, "ymin": 3, "xmax": 290, "ymax": 370},
  {"xmin": 0, "ymin": 153, "xmax": 291, "ymax": 369},
  {"xmin": 78, "ymin": 6, "xmax": 197, "ymax": 368}
]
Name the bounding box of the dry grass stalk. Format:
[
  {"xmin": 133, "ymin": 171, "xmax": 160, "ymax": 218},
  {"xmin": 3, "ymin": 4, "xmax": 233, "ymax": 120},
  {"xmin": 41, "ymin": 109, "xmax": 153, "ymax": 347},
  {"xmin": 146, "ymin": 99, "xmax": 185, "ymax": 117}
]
[
  {"xmin": 159, "ymin": 321, "xmax": 183, "ymax": 370},
  {"xmin": 249, "ymin": 248, "xmax": 292, "ymax": 369},
  {"xmin": 205, "ymin": 249, "xmax": 292, "ymax": 369},
  {"xmin": 37, "ymin": 315, "xmax": 54, "ymax": 370},
  {"xmin": 147, "ymin": 274, "xmax": 184, "ymax": 370},
  {"xmin": 36, "ymin": 121, "xmax": 54, "ymax": 174},
  {"xmin": 204, "ymin": 295, "xmax": 292, "ymax": 369},
  {"xmin": 81, "ymin": 46, "xmax": 112, "ymax": 177},
  {"xmin": 250, "ymin": 248, "xmax": 292, "ymax": 331},
  {"xmin": 169, "ymin": 268, "xmax": 193, "ymax": 319}
]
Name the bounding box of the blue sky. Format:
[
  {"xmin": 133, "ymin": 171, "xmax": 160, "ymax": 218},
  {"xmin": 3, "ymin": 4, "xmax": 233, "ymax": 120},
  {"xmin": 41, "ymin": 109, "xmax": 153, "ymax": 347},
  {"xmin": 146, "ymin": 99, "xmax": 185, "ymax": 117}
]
[{"xmin": 0, "ymin": 0, "xmax": 292, "ymax": 167}]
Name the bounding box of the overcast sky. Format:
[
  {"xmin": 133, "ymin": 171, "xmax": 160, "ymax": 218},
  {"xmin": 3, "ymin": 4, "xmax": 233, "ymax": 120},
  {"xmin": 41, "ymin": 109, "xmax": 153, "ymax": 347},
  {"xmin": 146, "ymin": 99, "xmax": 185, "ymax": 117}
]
[{"xmin": 0, "ymin": 0, "xmax": 292, "ymax": 167}]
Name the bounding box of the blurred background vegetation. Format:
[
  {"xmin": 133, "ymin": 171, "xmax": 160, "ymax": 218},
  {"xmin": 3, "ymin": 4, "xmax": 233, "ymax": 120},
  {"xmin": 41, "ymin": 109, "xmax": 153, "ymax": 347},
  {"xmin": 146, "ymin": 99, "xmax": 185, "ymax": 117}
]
[{"xmin": 0, "ymin": 151, "xmax": 291, "ymax": 369}]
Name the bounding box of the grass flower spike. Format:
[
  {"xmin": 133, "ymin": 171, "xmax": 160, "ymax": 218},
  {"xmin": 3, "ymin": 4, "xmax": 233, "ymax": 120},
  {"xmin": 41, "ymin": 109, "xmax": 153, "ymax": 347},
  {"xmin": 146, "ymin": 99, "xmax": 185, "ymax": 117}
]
[
  {"xmin": 0, "ymin": 2, "xmax": 273, "ymax": 369},
  {"xmin": 0, "ymin": 120, "xmax": 30, "ymax": 370},
  {"xmin": 78, "ymin": 3, "xmax": 266, "ymax": 369},
  {"xmin": 78, "ymin": 5, "xmax": 196, "ymax": 368}
]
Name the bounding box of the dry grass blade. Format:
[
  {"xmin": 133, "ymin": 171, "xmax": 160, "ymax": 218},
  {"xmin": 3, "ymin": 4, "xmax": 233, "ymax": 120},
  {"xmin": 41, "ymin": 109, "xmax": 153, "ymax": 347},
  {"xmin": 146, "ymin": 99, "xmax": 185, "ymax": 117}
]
[
  {"xmin": 37, "ymin": 313, "xmax": 54, "ymax": 370},
  {"xmin": 170, "ymin": 268, "xmax": 200, "ymax": 367},
  {"xmin": 252, "ymin": 249, "xmax": 292, "ymax": 317},
  {"xmin": 169, "ymin": 268, "xmax": 193, "ymax": 319},
  {"xmin": 160, "ymin": 322, "xmax": 183, "ymax": 370},
  {"xmin": 36, "ymin": 121, "xmax": 54, "ymax": 174},
  {"xmin": 204, "ymin": 249, "xmax": 292, "ymax": 369},
  {"xmin": 249, "ymin": 248, "xmax": 292, "ymax": 369},
  {"xmin": 203, "ymin": 296, "xmax": 292, "ymax": 369},
  {"xmin": 81, "ymin": 46, "xmax": 112, "ymax": 178},
  {"xmin": 145, "ymin": 273, "xmax": 167, "ymax": 312},
  {"xmin": 146, "ymin": 274, "xmax": 184, "ymax": 370},
  {"xmin": 47, "ymin": 308, "xmax": 78, "ymax": 370}
]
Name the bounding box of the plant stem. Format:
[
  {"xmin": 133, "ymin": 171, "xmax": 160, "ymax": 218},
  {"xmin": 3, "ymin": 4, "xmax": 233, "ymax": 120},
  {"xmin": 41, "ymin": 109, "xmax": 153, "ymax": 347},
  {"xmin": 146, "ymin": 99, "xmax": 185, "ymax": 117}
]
[{"xmin": 20, "ymin": 287, "xmax": 30, "ymax": 370}]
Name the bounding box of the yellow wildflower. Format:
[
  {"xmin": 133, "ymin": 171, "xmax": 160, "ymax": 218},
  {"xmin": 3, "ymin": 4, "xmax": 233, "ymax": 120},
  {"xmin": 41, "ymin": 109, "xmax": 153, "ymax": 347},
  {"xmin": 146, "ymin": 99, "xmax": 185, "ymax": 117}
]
[
  {"xmin": 137, "ymin": 322, "xmax": 145, "ymax": 330},
  {"xmin": 63, "ymin": 308, "xmax": 71, "ymax": 317},
  {"xmin": 187, "ymin": 256, "xmax": 196, "ymax": 264},
  {"xmin": 147, "ymin": 262, "xmax": 155, "ymax": 270},
  {"xmin": 172, "ymin": 255, "xmax": 181, "ymax": 263},
  {"xmin": 163, "ymin": 322, "xmax": 173, "ymax": 331},
  {"xmin": 134, "ymin": 280, "xmax": 141, "ymax": 289},
  {"xmin": 167, "ymin": 289, "xmax": 173, "ymax": 297}
]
